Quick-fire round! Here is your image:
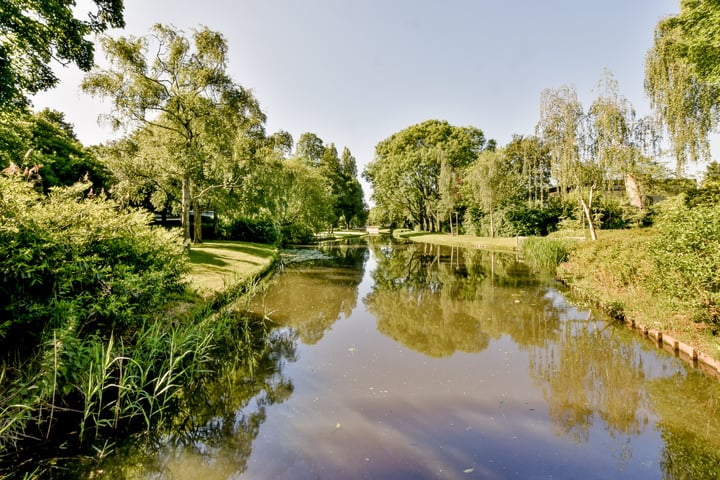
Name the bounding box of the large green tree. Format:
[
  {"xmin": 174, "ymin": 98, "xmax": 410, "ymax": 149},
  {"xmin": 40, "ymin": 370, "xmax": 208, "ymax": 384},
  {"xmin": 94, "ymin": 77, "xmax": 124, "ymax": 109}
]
[
  {"xmin": 0, "ymin": 0, "xmax": 124, "ymax": 109},
  {"xmin": 645, "ymin": 1, "xmax": 720, "ymax": 174},
  {"xmin": 82, "ymin": 24, "xmax": 265, "ymax": 243},
  {"xmin": 0, "ymin": 108, "xmax": 110, "ymax": 190},
  {"xmin": 364, "ymin": 119, "xmax": 487, "ymax": 231}
]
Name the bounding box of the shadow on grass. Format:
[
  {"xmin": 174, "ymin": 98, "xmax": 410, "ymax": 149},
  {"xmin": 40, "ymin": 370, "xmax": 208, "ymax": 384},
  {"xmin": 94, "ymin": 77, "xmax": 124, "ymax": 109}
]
[
  {"xmin": 188, "ymin": 249, "xmax": 229, "ymax": 267},
  {"xmin": 201, "ymin": 241, "xmax": 276, "ymax": 259}
]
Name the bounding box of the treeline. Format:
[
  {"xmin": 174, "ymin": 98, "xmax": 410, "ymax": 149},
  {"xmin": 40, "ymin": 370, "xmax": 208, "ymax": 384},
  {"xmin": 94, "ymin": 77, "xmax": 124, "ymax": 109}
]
[{"xmin": 363, "ymin": 72, "xmax": 678, "ymax": 239}]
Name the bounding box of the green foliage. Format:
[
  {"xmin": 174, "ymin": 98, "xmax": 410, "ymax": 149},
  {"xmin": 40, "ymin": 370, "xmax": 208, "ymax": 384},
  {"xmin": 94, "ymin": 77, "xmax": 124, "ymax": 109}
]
[
  {"xmin": 645, "ymin": 4, "xmax": 720, "ymax": 173},
  {"xmin": 364, "ymin": 119, "xmax": 488, "ymax": 231},
  {"xmin": 83, "ymin": 24, "xmax": 266, "ymax": 244},
  {"xmin": 0, "ymin": 0, "xmax": 124, "ymax": 109},
  {"xmin": 651, "ymin": 198, "xmax": 720, "ymax": 326},
  {"xmin": 0, "ymin": 108, "xmax": 111, "ymax": 191},
  {"xmin": 505, "ymin": 201, "xmax": 564, "ymax": 235},
  {"xmin": 0, "ymin": 177, "xmax": 188, "ymax": 345},
  {"xmin": 220, "ymin": 217, "xmax": 280, "ymax": 244},
  {"xmin": 521, "ymin": 237, "xmax": 571, "ymax": 271},
  {"xmin": 686, "ymin": 161, "xmax": 720, "ymax": 207}
]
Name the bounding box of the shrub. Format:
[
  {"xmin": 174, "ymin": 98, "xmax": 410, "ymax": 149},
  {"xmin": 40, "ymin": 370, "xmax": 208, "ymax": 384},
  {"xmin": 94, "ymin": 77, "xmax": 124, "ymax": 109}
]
[
  {"xmin": 220, "ymin": 217, "xmax": 279, "ymax": 244},
  {"xmin": 0, "ymin": 178, "xmax": 188, "ymax": 347},
  {"xmin": 651, "ymin": 198, "xmax": 720, "ymax": 326}
]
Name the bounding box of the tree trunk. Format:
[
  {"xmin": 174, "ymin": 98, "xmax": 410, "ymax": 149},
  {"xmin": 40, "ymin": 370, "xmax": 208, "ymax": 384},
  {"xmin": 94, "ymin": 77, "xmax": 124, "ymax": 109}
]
[
  {"xmin": 489, "ymin": 210, "xmax": 495, "ymax": 238},
  {"xmin": 192, "ymin": 198, "xmax": 203, "ymax": 244},
  {"xmin": 624, "ymin": 173, "xmax": 645, "ymax": 210},
  {"xmin": 181, "ymin": 175, "xmax": 191, "ymax": 244},
  {"xmin": 579, "ymin": 185, "xmax": 598, "ymax": 241}
]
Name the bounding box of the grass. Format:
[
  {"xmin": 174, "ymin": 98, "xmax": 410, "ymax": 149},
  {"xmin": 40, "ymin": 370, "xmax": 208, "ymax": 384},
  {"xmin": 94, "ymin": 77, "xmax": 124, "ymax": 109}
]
[
  {"xmin": 315, "ymin": 230, "xmax": 369, "ymax": 241},
  {"xmin": 187, "ymin": 240, "xmax": 277, "ymax": 294},
  {"xmin": 393, "ymin": 229, "xmax": 521, "ymax": 252},
  {"xmin": 558, "ymin": 229, "xmax": 720, "ymax": 363}
]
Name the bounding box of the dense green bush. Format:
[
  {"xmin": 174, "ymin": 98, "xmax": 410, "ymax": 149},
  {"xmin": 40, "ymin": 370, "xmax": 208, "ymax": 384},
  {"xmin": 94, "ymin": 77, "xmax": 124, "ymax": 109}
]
[
  {"xmin": 220, "ymin": 216, "xmax": 279, "ymax": 244},
  {"xmin": 0, "ymin": 177, "xmax": 199, "ymax": 467},
  {"xmin": 651, "ymin": 198, "xmax": 720, "ymax": 326},
  {"xmin": 0, "ymin": 178, "xmax": 188, "ymax": 347},
  {"xmin": 505, "ymin": 201, "xmax": 564, "ymax": 236}
]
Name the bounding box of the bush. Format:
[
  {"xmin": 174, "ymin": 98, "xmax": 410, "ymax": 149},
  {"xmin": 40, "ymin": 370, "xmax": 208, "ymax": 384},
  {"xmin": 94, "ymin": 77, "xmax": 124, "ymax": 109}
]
[
  {"xmin": 651, "ymin": 198, "xmax": 720, "ymax": 326},
  {"xmin": 220, "ymin": 217, "xmax": 279, "ymax": 244},
  {"xmin": 0, "ymin": 177, "xmax": 188, "ymax": 348}
]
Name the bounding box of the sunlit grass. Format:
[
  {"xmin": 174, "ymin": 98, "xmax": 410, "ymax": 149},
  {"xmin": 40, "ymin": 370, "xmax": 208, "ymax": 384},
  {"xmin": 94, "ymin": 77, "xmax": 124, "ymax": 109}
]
[
  {"xmin": 187, "ymin": 240, "xmax": 277, "ymax": 294},
  {"xmin": 394, "ymin": 230, "xmax": 521, "ymax": 252}
]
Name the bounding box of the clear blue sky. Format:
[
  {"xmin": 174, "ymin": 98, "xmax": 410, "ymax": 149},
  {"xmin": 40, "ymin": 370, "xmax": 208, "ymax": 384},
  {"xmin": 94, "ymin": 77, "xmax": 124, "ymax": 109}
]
[{"xmin": 33, "ymin": 0, "xmax": 681, "ymax": 187}]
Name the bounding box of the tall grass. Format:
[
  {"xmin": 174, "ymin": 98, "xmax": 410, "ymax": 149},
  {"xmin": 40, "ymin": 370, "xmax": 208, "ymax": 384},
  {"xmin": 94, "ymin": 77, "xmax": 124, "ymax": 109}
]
[
  {"xmin": 0, "ymin": 284, "xmax": 273, "ymax": 478},
  {"xmin": 521, "ymin": 236, "xmax": 572, "ymax": 271}
]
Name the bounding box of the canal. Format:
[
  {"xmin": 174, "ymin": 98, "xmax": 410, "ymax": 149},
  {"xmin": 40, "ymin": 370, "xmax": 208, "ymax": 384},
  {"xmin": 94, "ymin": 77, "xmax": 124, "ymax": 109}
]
[{"xmin": 98, "ymin": 238, "xmax": 720, "ymax": 479}]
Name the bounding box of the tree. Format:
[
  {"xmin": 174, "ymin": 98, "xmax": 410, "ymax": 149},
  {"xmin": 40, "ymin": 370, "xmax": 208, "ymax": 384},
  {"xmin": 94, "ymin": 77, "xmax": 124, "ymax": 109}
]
[
  {"xmin": 295, "ymin": 132, "xmax": 325, "ymax": 167},
  {"xmin": 0, "ymin": 108, "xmax": 111, "ymax": 190},
  {"xmin": 537, "ymin": 85, "xmax": 601, "ymax": 240},
  {"xmin": 0, "ymin": 0, "xmax": 124, "ymax": 109},
  {"xmin": 82, "ymin": 24, "xmax": 265, "ymax": 243},
  {"xmin": 588, "ymin": 70, "xmax": 660, "ymax": 210},
  {"xmin": 504, "ymin": 134, "xmax": 551, "ymax": 205},
  {"xmin": 337, "ymin": 147, "xmax": 367, "ymax": 228},
  {"xmin": 364, "ymin": 119, "xmax": 487, "ymax": 231},
  {"xmin": 645, "ymin": 3, "xmax": 720, "ymax": 174},
  {"xmin": 463, "ymin": 148, "xmax": 525, "ymax": 237}
]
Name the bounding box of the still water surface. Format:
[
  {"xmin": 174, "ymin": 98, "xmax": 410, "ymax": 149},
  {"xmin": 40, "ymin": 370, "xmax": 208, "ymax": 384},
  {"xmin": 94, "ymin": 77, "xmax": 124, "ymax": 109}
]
[{"xmin": 105, "ymin": 239, "xmax": 720, "ymax": 479}]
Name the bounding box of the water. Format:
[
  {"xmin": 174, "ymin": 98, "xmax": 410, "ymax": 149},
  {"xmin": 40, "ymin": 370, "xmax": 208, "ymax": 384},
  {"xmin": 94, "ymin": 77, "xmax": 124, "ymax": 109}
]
[{"xmin": 97, "ymin": 239, "xmax": 720, "ymax": 479}]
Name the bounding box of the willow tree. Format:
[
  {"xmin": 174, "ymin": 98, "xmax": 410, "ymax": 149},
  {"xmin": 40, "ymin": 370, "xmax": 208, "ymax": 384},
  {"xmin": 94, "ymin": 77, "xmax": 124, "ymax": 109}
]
[
  {"xmin": 645, "ymin": 8, "xmax": 720, "ymax": 175},
  {"xmin": 83, "ymin": 24, "xmax": 265, "ymax": 243},
  {"xmin": 537, "ymin": 85, "xmax": 601, "ymax": 240},
  {"xmin": 588, "ymin": 71, "xmax": 660, "ymax": 210},
  {"xmin": 504, "ymin": 134, "xmax": 551, "ymax": 205},
  {"xmin": 464, "ymin": 149, "xmax": 505, "ymax": 238}
]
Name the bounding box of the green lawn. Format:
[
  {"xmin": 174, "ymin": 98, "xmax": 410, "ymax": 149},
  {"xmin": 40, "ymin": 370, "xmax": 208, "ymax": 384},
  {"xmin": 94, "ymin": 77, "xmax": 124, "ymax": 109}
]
[
  {"xmin": 186, "ymin": 240, "xmax": 277, "ymax": 294},
  {"xmin": 394, "ymin": 230, "xmax": 522, "ymax": 252}
]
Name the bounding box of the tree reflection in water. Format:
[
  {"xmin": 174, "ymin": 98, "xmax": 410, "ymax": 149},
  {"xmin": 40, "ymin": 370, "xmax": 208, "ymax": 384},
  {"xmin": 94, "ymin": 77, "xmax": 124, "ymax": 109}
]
[
  {"xmin": 364, "ymin": 241, "xmax": 720, "ymax": 478},
  {"xmin": 364, "ymin": 241, "xmax": 564, "ymax": 357},
  {"xmin": 251, "ymin": 244, "xmax": 368, "ymax": 344}
]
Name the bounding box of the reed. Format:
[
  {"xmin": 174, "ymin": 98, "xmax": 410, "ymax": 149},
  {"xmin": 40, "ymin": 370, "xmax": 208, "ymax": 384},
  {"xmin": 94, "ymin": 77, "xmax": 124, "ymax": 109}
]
[{"xmin": 521, "ymin": 236, "xmax": 573, "ymax": 271}]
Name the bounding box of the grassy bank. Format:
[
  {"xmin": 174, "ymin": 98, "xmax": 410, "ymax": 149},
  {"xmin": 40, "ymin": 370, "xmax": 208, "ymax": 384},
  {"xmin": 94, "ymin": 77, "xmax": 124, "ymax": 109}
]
[
  {"xmin": 393, "ymin": 230, "xmax": 521, "ymax": 252},
  {"xmin": 558, "ymin": 229, "xmax": 720, "ymax": 364},
  {"xmin": 187, "ymin": 240, "xmax": 278, "ymax": 294},
  {"xmin": 0, "ymin": 239, "xmax": 278, "ymax": 478}
]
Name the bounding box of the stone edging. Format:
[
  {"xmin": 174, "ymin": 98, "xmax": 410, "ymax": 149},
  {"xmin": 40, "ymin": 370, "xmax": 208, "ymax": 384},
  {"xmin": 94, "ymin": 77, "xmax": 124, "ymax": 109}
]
[
  {"xmin": 562, "ymin": 282, "xmax": 720, "ymax": 381},
  {"xmin": 629, "ymin": 319, "xmax": 720, "ymax": 380}
]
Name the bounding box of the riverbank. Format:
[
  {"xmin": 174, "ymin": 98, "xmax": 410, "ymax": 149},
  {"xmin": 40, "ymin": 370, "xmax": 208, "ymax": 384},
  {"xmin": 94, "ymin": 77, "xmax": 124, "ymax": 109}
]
[
  {"xmin": 187, "ymin": 240, "xmax": 278, "ymax": 295},
  {"xmin": 395, "ymin": 229, "xmax": 720, "ymax": 374},
  {"xmin": 393, "ymin": 229, "xmax": 521, "ymax": 252},
  {"xmin": 557, "ymin": 229, "xmax": 720, "ymax": 373}
]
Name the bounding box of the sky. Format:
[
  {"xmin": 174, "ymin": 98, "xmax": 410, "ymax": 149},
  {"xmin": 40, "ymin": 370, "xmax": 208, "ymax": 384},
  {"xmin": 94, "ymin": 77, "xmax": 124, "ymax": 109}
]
[{"xmin": 32, "ymin": 0, "xmax": 682, "ymax": 196}]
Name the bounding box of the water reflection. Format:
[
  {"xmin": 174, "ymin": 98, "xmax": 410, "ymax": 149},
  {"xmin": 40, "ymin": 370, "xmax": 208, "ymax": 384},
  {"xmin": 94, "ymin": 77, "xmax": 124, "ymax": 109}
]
[
  {"xmin": 85, "ymin": 325, "xmax": 298, "ymax": 479},
  {"xmin": 87, "ymin": 240, "xmax": 720, "ymax": 479},
  {"xmin": 365, "ymin": 241, "xmax": 563, "ymax": 357},
  {"xmin": 252, "ymin": 245, "xmax": 368, "ymax": 344}
]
